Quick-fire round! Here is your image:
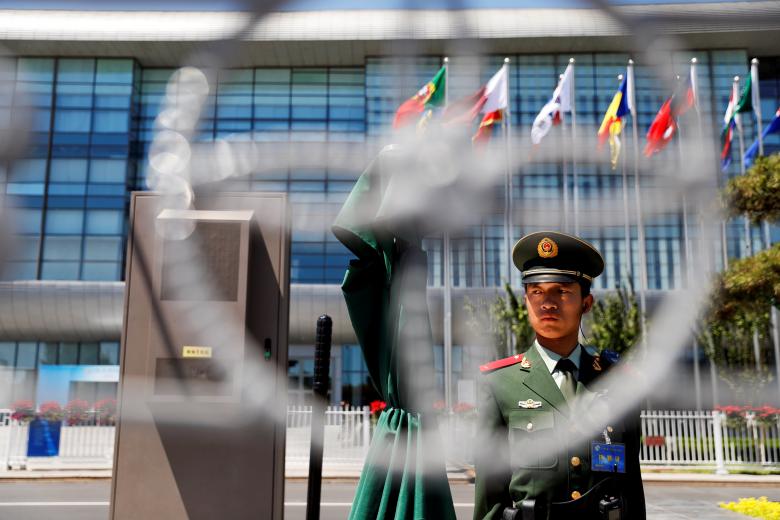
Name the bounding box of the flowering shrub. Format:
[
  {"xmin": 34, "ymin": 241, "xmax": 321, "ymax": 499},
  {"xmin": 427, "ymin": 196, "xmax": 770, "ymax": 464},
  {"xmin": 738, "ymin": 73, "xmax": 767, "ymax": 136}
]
[
  {"xmin": 720, "ymin": 496, "xmax": 780, "ymax": 519},
  {"xmin": 716, "ymin": 405, "xmax": 780, "ymax": 429},
  {"xmin": 453, "ymin": 402, "xmax": 477, "ymax": 418},
  {"xmin": 748, "ymin": 405, "xmax": 780, "ymax": 428},
  {"xmin": 715, "ymin": 405, "xmax": 749, "ymax": 428},
  {"xmin": 369, "ymin": 400, "xmax": 386, "ymax": 417},
  {"xmin": 65, "ymin": 399, "xmax": 90, "ymax": 425},
  {"xmin": 10, "ymin": 400, "xmax": 35, "ymax": 423},
  {"xmin": 95, "ymin": 398, "xmax": 117, "ymax": 425},
  {"xmin": 38, "ymin": 401, "xmax": 64, "ymax": 422}
]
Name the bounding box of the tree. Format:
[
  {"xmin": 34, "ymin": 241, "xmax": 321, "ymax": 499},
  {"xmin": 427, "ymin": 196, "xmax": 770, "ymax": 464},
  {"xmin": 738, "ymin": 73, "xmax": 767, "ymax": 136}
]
[
  {"xmin": 463, "ymin": 283, "xmax": 534, "ymax": 360},
  {"xmin": 724, "ymin": 153, "xmax": 780, "ymax": 223},
  {"xmin": 699, "ymin": 307, "xmax": 774, "ymax": 404},
  {"xmin": 465, "ymin": 282, "xmax": 642, "ymax": 359},
  {"xmin": 701, "ymin": 152, "xmax": 780, "ymax": 403},
  {"xmin": 710, "ymin": 242, "xmax": 780, "ymax": 320},
  {"xmin": 583, "ymin": 283, "xmax": 641, "ymax": 356}
]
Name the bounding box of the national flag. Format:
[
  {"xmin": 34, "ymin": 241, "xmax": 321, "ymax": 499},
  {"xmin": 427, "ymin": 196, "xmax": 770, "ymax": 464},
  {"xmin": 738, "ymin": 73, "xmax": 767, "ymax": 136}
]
[
  {"xmin": 441, "ymin": 87, "xmax": 486, "ymax": 125},
  {"xmin": 720, "ymin": 83, "xmax": 738, "ymax": 170},
  {"xmin": 597, "ymin": 75, "xmax": 629, "ymax": 169},
  {"xmin": 643, "ymin": 75, "xmax": 695, "ymax": 157},
  {"xmin": 531, "ymin": 63, "xmax": 573, "ymax": 145},
  {"xmin": 480, "ymin": 64, "xmax": 509, "ymax": 115},
  {"xmin": 744, "ymin": 108, "xmax": 780, "ymax": 168},
  {"xmin": 471, "ymin": 65, "xmax": 509, "ymax": 145},
  {"xmin": 644, "ymin": 99, "xmax": 676, "ymax": 157},
  {"xmin": 671, "ymin": 71, "xmax": 695, "ymax": 118},
  {"xmin": 392, "ymin": 66, "xmax": 446, "ymax": 129},
  {"xmin": 735, "ymin": 74, "xmax": 753, "ymax": 116},
  {"xmin": 473, "ymin": 110, "xmax": 502, "ymax": 146}
]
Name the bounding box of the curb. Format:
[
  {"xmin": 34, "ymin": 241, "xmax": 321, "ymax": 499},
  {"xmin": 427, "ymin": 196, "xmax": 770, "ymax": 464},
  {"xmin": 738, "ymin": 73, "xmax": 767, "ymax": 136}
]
[
  {"xmin": 1, "ymin": 471, "xmax": 779, "ymax": 485},
  {"xmin": 641, "ymin": 472, "xmax": 780, "ymax": 484}
]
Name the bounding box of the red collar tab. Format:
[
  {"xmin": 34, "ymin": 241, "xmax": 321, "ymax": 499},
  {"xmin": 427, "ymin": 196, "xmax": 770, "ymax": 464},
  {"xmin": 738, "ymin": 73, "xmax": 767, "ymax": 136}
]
[{"xmin": 480, "ymin": 354, "xmax": 525, "ymax": 373}]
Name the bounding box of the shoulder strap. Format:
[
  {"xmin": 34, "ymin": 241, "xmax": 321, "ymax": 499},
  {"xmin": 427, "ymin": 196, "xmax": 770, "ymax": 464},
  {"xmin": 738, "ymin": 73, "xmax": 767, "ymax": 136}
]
[{"xmin": 479, "ymin": 353, "xmax": 525, "ymax": 374}]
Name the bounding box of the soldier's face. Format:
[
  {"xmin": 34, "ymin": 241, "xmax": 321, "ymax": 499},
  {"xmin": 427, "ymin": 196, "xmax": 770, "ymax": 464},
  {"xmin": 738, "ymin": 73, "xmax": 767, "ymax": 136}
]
[{"xmin": 524, "ymin": 282, "xmax": 593, "ymax": 341}]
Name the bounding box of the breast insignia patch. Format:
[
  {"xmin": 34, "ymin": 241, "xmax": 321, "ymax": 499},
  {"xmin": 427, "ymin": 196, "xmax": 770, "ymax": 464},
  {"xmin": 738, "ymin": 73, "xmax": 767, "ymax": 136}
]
[{"xmin": 518, "ymin": 399, "xmax": 543, "ymax": 409}]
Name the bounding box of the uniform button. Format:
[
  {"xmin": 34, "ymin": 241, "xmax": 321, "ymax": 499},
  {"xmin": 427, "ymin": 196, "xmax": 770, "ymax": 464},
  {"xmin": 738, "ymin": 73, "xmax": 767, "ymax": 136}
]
[
  {"xmin": 571, "ymin": 491, "xmax": 582, "ymax": 500},
  {"xmin": 526, "ymin": 422, "xmax": 533, "ymax": 431},
  {"xmin": 570, "ymin": 456, "xmax": 581, "ymax": 467}
]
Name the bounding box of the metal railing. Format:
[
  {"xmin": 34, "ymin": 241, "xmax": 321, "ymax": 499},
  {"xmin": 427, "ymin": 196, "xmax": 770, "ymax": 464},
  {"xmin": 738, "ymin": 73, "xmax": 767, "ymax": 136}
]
[
  {"xmin": 640, "ymin": 410, "xmax": 780, "ymax": 472},
  {"xmin": 286, "ymin": 405, "xmax": 371, "ymax": 473},
  {"xmin": 1, "ymin": 407, "xmax": 778, "ymax": 473}
]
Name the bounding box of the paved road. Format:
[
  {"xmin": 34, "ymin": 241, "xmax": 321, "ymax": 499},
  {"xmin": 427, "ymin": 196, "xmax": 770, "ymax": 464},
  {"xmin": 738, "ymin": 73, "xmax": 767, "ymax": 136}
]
[{"xmin": 0, "ymin": 479, "xmax": 775, "ymax": 519}]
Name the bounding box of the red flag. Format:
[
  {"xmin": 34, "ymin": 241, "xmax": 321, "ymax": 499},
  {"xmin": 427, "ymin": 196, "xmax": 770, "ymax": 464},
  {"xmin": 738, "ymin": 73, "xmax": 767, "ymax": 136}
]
[
  {"xmin": 473, "ymin": 110, "xmax": 502, "ymax": 146},
  {"xmin": 441, "ymin": 87, "xmax": 486, "ymax": 125},
  {"xmin": 643, "ymin": 98, "xmax": 676, "ymax": 156},
  {"xmin": 643, "ymin": 75, "xmax": 695, "ymax": 157}
]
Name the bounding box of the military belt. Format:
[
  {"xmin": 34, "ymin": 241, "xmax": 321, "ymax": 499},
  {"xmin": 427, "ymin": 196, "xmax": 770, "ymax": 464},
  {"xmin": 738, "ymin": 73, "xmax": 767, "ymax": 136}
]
[{"xmin": 505, "ymin": 478, "xmax": 625, "ymax": 520}]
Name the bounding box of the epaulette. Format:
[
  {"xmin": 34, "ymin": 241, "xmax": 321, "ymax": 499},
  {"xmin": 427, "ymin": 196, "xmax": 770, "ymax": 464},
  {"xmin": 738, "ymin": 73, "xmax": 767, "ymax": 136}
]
[
  {"xmin": 600, "ymin": 349, "xmax": 620, "ymax": 367},
  {"xmin": 480, "ymin": 353, "xmax": 525, "ymax": 373},
  {"xmin": 596, "ymin": 349, "xmax": 642, "ymax": 378}
]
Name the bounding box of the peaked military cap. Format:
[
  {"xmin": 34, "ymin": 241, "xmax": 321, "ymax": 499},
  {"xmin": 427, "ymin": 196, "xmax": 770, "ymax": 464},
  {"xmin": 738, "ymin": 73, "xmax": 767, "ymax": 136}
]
[{"xmin": 512, "ymin": 231, "xmax": 604, "ymax": 284}]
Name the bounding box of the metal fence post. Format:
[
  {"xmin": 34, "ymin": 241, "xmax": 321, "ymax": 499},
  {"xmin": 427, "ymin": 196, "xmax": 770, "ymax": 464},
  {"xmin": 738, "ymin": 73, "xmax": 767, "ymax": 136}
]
[
  {"xmin": 306, "ymin": 315, "xmax": 332, "ymax": 520},
  {"xmin": 362, "ymin": 406, "xmax": 370, "ymax": 457},
  {"xmin": 712, "ymin": 410, "xmax": 728, "ymax": 475}
]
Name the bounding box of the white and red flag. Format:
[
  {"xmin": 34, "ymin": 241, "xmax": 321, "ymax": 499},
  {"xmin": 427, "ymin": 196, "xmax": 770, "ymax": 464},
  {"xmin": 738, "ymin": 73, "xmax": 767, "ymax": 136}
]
[
  {"xmin": 441, "ymin": 64, "xmax": 509, "ymax": 145},
  {"xmin": 473, "ymin": 64, "xmax": 508, "ymax": 144},
  {"xmin": 531, "ymin": 63, "xmax": 573, "ymax": 145}
]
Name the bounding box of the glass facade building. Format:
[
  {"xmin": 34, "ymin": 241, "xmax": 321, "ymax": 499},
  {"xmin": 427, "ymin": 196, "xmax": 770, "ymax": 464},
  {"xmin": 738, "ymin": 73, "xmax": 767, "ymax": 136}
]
[{"xmin": 2, "ymin": 49, "xmax": 779, "ymax": 406}]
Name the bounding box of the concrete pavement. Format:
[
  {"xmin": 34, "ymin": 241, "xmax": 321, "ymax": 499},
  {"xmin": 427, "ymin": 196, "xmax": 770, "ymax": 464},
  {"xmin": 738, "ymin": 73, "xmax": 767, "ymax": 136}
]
[{"xmin": 0, "ymin": 479, "xmax": 777, "ymax": 519}]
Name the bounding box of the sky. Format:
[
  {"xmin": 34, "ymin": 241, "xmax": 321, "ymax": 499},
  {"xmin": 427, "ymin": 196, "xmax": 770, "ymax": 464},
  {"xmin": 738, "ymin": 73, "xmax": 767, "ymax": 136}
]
[{"xmin": 0, "ymin": 0, "xmax": 765, "ymax": 10}]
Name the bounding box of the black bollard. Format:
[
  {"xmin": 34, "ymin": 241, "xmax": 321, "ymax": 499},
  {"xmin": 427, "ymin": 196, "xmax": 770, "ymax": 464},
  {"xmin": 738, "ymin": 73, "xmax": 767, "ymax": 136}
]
[{"xmin": 306, "ymin": 315, "xmax": 332, "ymax": 520}]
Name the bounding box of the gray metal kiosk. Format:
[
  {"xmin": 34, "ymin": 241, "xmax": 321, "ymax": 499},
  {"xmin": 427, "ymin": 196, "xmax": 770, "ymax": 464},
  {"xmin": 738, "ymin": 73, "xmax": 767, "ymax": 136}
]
[{"xmin": 110, "ymin": 192, "xmax": 290, "ymax": 520}]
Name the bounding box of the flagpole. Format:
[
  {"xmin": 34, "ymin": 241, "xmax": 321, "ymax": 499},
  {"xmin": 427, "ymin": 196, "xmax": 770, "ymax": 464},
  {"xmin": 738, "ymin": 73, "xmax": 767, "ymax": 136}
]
[
  {"xmin": 752, "ymin": 58, "xmax": 764, "ymax": 157},
  {"xmin": 751, "ymin": 58, "xmax": 780, "ymax": 401},
  {"xmin": 692, "ymin": 56, "xmax": 721, "ymax": 406},
  {"xmin": 734, "ymin": 76, "xmax": 752, "ymax": 259},
  {"xmin": 561, "ymin": 72, "xmax": 570, "ymax": 232},
  {"xmin": 504, "ymin": 58, "xmax": 513, "ymax": 283},
  {"xmin": 504, "ymin": 57, "xmax": 514, "ymax": 355},
  {"xmin": 628, "ymin": 59, "xmax": 649, "ymax": 352},
  {"xmin": 442, "ymin": 56, "xmax": 453, "ymax": 410},
  {"xmin": 676, "ymin": 67, "xmax": 701, "ymax": 410},
  {"xmin": 618, "ymin": 73, "xmax": 634, "ymax": 286},
  {"xmin": 734, "ymin": 74, "xmax": 763, "ymax": 375},
  {"xmin": 570, "ymin": 58, "xmax": 580, "ymax": 236}
]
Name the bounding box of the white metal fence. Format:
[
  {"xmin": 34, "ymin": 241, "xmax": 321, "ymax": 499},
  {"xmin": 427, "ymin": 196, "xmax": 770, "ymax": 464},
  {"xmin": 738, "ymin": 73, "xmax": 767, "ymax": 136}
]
[
  {"xmin": 640, "ymin": 410, "xmax": 780, "ymax": 472},
  {"xmin": 1, "ymin": 407, "xmax": 778, "ymax": 473},
  {"xmin": 285, "ymin": 405, "xmax": 371, "ymax": 475}
]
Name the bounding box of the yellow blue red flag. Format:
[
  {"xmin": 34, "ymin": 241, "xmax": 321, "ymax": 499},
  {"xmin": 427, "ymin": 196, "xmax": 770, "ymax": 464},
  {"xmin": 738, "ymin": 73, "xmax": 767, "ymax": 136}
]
[{"xmin": 597, "ymin": 76, "xmax": 629, "ymax": 169}]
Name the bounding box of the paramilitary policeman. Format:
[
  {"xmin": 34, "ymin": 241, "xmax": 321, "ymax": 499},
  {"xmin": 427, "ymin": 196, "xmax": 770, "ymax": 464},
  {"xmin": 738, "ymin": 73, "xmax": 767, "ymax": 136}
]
[{"xmin": 473, "ymin": 231, "xmax": 645, "ymax": 520}]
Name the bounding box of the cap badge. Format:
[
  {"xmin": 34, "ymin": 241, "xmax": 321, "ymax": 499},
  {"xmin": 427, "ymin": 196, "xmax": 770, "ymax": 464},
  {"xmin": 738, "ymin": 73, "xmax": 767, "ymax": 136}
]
[{"xmin": 537, "ymin": 237, "xmax": 558, "ymax": 258}]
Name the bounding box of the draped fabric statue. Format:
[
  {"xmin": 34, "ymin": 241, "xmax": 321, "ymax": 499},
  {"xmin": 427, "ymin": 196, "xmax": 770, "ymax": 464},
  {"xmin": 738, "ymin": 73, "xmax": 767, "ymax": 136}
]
[{"xmin": 332, "ymin": 146, "xmax": 456, "ymax": 520}]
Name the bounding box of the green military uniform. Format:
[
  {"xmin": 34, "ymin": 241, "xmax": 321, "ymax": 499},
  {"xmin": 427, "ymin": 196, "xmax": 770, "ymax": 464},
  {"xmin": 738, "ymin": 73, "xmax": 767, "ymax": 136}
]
[{"xmin": 473, "ymin": 231, "xmax": 645, "ymax": 520}]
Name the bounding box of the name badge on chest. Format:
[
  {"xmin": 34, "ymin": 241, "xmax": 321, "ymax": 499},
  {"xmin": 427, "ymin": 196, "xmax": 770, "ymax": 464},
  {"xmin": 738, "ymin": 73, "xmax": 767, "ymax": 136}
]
[{"xmin": 591, "ymin": 442, "xmax": 626, "ymax": 473}]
